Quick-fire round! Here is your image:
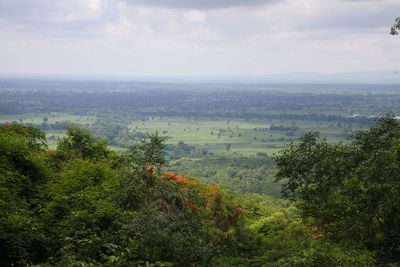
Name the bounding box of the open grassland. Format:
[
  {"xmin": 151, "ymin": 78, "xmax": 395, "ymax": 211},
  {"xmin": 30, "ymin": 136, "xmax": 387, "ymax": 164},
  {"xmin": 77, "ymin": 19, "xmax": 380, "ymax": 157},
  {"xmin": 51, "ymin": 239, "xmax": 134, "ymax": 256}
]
[
  {"xmin": 128, "ymin": 117, "xmax": 365, "ymax": 155},
  {"xmin": 0, "ymin": 112, "xmax": 98, "ymax": 125},
  {"xmin": 0, "ymin": 113, "xmax": 366, "ymax": 155}
]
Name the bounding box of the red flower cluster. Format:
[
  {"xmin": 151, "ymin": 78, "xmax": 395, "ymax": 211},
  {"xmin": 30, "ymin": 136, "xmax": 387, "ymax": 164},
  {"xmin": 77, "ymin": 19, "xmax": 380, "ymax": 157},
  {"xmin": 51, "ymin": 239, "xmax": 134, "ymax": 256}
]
[
  {"xmin": 145, "ymin": 167, "xmax": 154, "ymax": 174},
  {"xmin": 305, "ymin": 226, "xmax": 323, "ymax": 239},
  {"xmin": 183, "ymin": 200, "xmax": 200, "ymax": 211},
  {"xmin": 161, "ymin": 172, "xmax": 196, "ymax": 189},
  {"xmin": 142, "ymin": 169, "xmax": 226, "ymax": 212},
  {"xmin": 158, "ymin": 171, "xmax": 225, "ymax": 211},
  {"xmin": 3, "ymin": 123, "xmax": 26, "ymax": 131}
]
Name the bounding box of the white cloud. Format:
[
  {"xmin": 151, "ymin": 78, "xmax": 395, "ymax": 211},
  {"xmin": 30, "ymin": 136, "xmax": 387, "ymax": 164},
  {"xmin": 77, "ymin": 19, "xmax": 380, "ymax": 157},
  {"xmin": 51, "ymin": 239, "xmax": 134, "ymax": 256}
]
[
  {"xmin": 0, "ymin": 0, "xmax": 399, "ymax": 76},
  {"xmin": 119, "ymin": 0, "xmax": 281, "ymax": 10},
  {"xmin": 183, "ymin": 10, "xmax": 206, "ymax": 23}
]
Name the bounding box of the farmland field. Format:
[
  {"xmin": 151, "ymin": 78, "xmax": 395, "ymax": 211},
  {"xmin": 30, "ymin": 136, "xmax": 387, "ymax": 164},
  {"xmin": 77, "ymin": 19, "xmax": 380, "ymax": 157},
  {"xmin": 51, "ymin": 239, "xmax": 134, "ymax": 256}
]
[{"xmin": 0, "ymin": 112, "xmax": 365, "ymax": 155}]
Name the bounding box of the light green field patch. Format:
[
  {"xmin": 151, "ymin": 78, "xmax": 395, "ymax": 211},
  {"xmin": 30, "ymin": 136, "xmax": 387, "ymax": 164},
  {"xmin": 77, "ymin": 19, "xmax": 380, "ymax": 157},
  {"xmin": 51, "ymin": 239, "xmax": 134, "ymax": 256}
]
[
  {"xmin": 1, "ymin": 113, "xmax": 367, "ymax": 157},
  {"xmin": 0, "ymin": 112, "xmax": 98, "ymax": 125}
]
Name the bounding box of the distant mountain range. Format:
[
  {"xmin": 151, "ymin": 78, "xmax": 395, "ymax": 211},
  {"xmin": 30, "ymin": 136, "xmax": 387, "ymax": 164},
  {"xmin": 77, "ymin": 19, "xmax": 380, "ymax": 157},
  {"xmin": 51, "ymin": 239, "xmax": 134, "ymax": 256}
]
[{"xmin": 1, "ymin": 70, "xmax": 400, "ymax": 84}]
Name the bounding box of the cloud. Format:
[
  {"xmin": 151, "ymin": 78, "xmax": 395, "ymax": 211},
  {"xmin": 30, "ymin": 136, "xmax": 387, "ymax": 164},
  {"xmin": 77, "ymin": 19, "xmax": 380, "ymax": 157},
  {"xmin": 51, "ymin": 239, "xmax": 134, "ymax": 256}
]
[
  {"xmin": 341, "ymin": 0, "xmax": 395, "ymax": 2},
  {"xmin": 0, "ymin": 0, "xmax": 399, "ymax": 76},
  {"xmin": 119, "ymin": 0, "xmax": 281, "ymax": 10},
  {"xmin": 1, "ymin": 0, "xmax": 396, "ymax": 37},
  {"xmin": 0, "ymin": 0, "xmax": 119, "ymax": 33},
  {"xmin": 292, "ymin": 0, "xmax": 400, "ymax": 31},
  {"xmin": 183, "ymin": 10, "xmax": 207, "ymax": 23}
]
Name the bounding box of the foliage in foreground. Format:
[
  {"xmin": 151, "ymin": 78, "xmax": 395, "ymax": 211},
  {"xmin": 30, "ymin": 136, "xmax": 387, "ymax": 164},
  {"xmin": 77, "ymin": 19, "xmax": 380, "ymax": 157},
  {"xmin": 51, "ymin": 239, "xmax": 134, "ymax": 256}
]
[
  {"xmin": 0, "ymin": 124, "xmax": 247, "ymax": 266},
  {"xmin": 168, "ymin": 155, "xmax": 281, "ymax": 197},
  {"xmin": 391, "ymin": 17, "xmax": 400, "ymax": 35},
  {"xmin": 1, "ymin": 120, "xmax": 396, "ymax": 266},
  {"xmin": 276, "ymin": 115, "xmax": 400, "ymax": 265}
]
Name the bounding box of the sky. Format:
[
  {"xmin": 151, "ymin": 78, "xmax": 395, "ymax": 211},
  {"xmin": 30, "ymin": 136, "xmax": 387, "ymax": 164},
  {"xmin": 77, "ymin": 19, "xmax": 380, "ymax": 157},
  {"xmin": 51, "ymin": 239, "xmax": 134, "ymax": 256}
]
[{"xmin": 0, "ymin": 0, "xmax": 399, "ymax": 77}]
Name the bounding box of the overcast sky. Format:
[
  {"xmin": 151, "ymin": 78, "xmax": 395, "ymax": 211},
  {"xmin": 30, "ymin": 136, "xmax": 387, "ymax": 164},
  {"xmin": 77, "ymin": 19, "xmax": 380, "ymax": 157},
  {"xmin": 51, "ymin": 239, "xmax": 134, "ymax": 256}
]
[{"xmin": 0, "ymin": 0, "xmax": 399, "ymax": 76}]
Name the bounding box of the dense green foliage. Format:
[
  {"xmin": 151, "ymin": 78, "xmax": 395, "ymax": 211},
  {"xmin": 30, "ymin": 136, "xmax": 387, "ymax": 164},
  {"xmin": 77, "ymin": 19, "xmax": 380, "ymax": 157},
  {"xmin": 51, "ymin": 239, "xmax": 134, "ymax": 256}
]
[
  {"xmin": 0, "ymin": 124, "xmax": 48, "ymax": 265},
  {"xmin": 276, "ymin": 115, "xmax": 400, "ymax": 265},
  {"xmin": 2, "ymin": 119, "xmax": 398, "ymax": 266},
  {"xmin": 391, "ymin": 17, "xmax": 400, "ymax": 35},
  {"xmin": 168, "ymin": 155, "xmax": 281, "ymax": 197},
  {"xmin": 0, "ymin": 124, "xmax": 253, "ymax": 266}
]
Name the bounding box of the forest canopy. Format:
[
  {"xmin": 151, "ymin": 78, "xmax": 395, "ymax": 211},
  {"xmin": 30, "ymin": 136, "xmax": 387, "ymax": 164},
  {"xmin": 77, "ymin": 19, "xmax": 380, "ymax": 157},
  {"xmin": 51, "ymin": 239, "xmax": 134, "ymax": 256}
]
[
  {"xmin": 276, "ymin": 115, "xmax": 400, "ymax": 264},
  {"xmin": 391, "ymin": 17, "xmax": 400, "ymax": 35},
  {"xmin": 1, "ymin": 117, "xmax": 399, "ymax": 266}
]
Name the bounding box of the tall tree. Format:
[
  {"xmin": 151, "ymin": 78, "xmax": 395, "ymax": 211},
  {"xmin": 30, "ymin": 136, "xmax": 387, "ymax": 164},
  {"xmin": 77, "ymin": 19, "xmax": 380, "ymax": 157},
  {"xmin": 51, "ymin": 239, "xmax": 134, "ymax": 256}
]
[
  {"xmin": 391, "ymin": 17, "xmax": 400, "ymax": 35},
  {"xmin": 275, "ymin": 115, "xmax": 400, "ymax": 264},
  {"xmin": 0, "ymin": 125, "xmax": 48, "ymax": 265}
]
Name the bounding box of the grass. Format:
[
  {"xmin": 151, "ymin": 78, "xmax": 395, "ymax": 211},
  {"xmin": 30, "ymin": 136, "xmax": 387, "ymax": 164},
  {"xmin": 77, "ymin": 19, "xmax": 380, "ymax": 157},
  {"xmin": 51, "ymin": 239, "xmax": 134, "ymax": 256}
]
[
  {"xmin": 126, "ymin": 116, "xmax": 364, "ymax": 155},
  {"xmin": 0, "ymin": 113, "xmax": 98, "ymax": 125},
  {"xmin": 1, "ymin": 113, "xmax": 367, "ymax": 156}
]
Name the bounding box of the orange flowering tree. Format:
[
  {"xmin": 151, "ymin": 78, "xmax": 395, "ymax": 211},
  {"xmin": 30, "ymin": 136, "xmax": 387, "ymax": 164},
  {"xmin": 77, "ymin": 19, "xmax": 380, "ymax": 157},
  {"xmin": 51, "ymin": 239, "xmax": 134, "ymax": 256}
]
[
  {"xmin": 0, "ymin": 123, "xmax": 47, "ymax": 150},
  {"xmin": 157, "ymin": 170, "xmax": 247, "ymax": 257},
  {"xmin": 111, "ymin": 133, "xmax": 247, "ymax": 265}
]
